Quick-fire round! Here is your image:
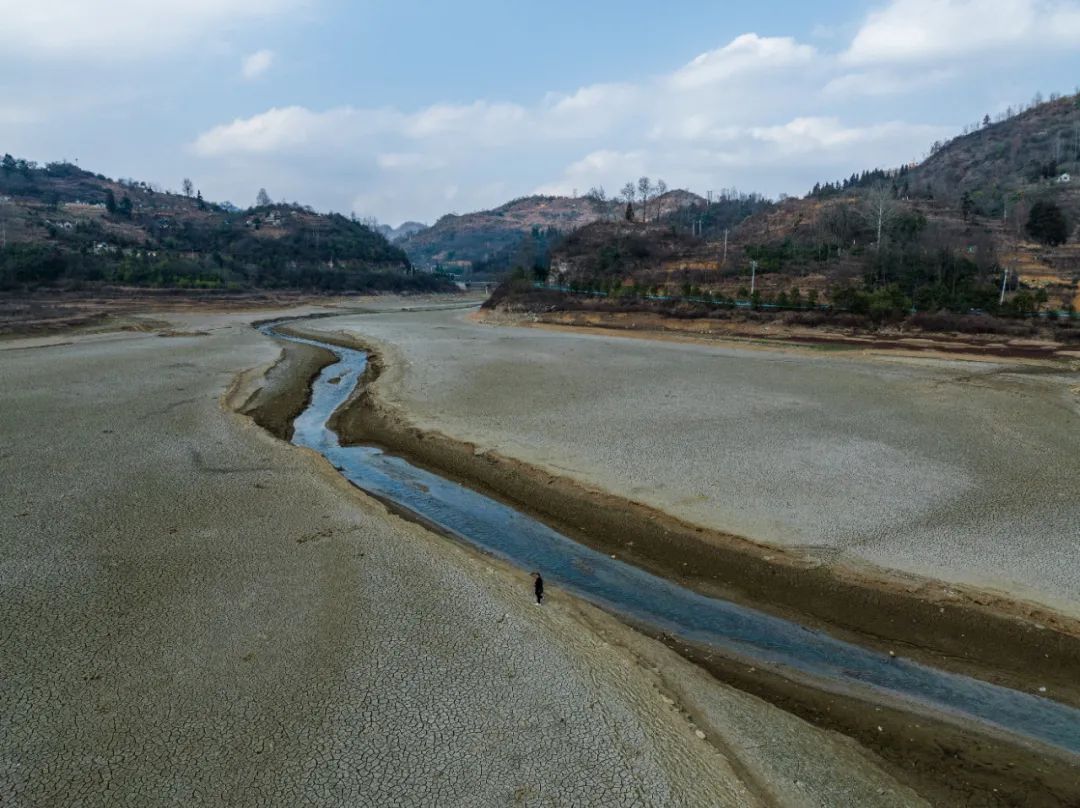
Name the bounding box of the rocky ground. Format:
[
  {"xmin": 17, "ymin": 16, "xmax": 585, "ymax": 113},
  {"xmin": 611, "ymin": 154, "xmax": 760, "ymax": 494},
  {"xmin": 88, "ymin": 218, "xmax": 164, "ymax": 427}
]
[{"xmin": 0, "ymin": 299, "xmax": 922, "ymax": 807}]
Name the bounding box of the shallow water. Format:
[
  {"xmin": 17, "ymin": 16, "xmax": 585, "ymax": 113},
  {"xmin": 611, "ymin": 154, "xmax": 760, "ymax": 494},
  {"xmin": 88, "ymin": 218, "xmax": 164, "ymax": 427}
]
[{"xmin": 264, "ymin": 322, "xmax": 1080, "ymax": 755}]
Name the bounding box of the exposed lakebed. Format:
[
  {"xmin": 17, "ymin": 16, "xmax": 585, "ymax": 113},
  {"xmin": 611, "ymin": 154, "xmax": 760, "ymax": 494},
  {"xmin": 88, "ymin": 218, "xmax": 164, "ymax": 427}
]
[{"xmin": 261, "ymin": 321, "xmax": 1080, "ymax": 757}]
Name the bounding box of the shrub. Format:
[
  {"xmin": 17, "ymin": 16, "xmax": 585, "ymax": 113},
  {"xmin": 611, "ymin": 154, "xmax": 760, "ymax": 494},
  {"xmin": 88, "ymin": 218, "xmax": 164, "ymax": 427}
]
[{"xmin": 1026, "ymin": 201, "xmax": 1068, "ymax": 246}]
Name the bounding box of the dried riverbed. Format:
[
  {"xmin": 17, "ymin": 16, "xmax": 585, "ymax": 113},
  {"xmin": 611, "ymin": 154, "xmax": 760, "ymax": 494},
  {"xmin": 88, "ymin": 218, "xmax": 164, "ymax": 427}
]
[
  {"xmin": 3, "ymin": 299, "xmax": 940, "ymax": 808},
  {"xmin": 279, "ymin": 305, "xmax": 1080, "ymax": 806}
]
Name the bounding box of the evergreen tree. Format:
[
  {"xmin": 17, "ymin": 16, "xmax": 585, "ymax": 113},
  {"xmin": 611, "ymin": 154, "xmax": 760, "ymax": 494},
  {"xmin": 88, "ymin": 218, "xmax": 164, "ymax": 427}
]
[
  {"xmin": 1026, "ymin": 201, "xmax": 1068, "ymax": 245},
  {"xmin": 961, "ymin": 191, "xmax": 975, "ymax": 220}
]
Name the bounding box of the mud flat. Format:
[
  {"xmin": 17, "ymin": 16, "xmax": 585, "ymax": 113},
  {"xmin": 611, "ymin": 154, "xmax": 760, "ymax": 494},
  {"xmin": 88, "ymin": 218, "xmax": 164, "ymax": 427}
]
[
  {"xmin": 283, "ymin": 306, "xmax": 1080, "ymax": 805},
  {"xmin": 292, "ymin": 306, "xmax": 1080, "ymax": 618},
  {"xmin": 1, "ymin": 299, "xmax": 933, "ymax": 807}
]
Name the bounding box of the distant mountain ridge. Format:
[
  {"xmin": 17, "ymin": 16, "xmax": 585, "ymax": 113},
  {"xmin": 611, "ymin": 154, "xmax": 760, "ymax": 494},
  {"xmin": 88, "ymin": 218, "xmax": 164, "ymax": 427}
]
[
  {"xmin": 397, "ymin": 190, "xmax": 706, "ymax": 272},
  {"xmin": 376, "ymin": 221, "xmax": 427, "ymax": 242}
]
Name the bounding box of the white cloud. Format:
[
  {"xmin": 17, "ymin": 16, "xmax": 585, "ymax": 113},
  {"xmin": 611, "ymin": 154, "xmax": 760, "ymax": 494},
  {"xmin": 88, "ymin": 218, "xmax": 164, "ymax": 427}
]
[
  {"xmin": 187, "ymin": 27, "xmax": 969, "ymax": 222},
  {"xmin": 749, "ymin": 117, "xmax": 941, "ymax": 155},
  {"xmin": 403, "ymin": 101, "xmax": 528, "ymax": 141},
  {"xmin": 241, "ymin": 49, "xmax": 274, "ymax": 80},
  {"xmin": 192, "ymin": 106, "xmax": 402, "ymax": 156},
  {"xmin": 376, "ymin": 152, "xmax": 446, "ymax": 171},
  {"xmin": 0, "ymin": 0, "xmax": 303, "ymax": 59},
  {"xmin": 669, "ymin": 34, "xmax": 816, "ymax": 90},
  {"xmin": 533, "ymin": 150, "xmax": 648, "ymax": 196},
  {"xmin": 824, "ymin": 69, "xmax": 956, "ymax": 97},
  {"xmin": 844, "ymin": 0, "xmax": 1080, "ymax": 65},
  {"xmin": 537, "ymin": 119, "xmax": 949, "ymax": 200}
]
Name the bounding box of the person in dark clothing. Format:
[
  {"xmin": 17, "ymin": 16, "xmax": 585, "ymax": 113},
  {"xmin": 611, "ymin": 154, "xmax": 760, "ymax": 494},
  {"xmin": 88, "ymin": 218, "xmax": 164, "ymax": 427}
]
[{"xmin": 532, "ymin": 572, "xmax": 544, "ymax": 605}]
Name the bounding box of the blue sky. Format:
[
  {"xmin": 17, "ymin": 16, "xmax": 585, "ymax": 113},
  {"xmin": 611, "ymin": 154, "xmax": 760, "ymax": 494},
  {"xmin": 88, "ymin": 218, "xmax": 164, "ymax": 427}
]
[{"xmin": 1, "ymin": 1, "xmax": 1078, "ymax": 225}]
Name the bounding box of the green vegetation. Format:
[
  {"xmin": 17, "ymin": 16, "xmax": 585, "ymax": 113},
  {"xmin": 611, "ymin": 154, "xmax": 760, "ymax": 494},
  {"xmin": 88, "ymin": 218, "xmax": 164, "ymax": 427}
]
[
  {"xmin": 0, "ymin": 155, "xmax": 446, "ymax": 294},
  {"xmin": 0, "ymin": 242, "xmax": 447, "ymax": 293},
  {"xmin": 1026, "ymin": 200, "xmax": 1069, "ymax": 245},
  {"xmin": 470, "ymin": 225, "xmax": 562, "ymax": 277}
]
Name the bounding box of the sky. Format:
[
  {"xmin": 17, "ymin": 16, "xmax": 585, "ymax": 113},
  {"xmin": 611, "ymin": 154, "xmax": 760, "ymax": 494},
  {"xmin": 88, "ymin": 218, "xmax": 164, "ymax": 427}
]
[{"xmin": 1, "ymin": 0, "xmax": 1078, "ymax": 226}]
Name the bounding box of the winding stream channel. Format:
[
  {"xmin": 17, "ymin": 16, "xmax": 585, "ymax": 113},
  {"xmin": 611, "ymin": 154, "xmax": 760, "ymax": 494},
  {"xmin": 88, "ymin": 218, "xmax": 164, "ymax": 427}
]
[{"xmin": 263, "ymin": 321, "xmax": 1080, "ymax": 756}]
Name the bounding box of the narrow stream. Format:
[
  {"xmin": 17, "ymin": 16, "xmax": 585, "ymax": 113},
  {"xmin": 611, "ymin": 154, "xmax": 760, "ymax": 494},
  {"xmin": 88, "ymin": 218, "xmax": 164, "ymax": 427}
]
[{"xmin": 263, "ymin": 321, "xmax": 1080, "ymax": 756}]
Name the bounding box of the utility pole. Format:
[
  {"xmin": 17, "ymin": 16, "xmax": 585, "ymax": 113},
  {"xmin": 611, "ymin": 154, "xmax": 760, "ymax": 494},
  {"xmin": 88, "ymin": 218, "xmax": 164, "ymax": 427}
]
[
  {"xmin": 750, "ymin": 260, "xmax": 757, "ymax": 295},
  {"xmin": 999, "ymin": 266, "xmax": 1009, "ymax": 306},
  {"xmin": 722, "ymin": 229, "xmax": 728, "ymax": 266}
]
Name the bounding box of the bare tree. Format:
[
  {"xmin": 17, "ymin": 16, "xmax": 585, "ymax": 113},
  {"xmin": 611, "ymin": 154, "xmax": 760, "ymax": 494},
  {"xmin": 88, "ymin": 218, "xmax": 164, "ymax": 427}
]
[
  {"xmin": 620, "ymin": 181, "xmax": 636, "ymax": 207},
  {"xmin": 256, "ymin": 188, "xmax": 272, "ymax": 208},
  {"xmin": 863, "ymin": 183, "xmax": 898, "ymax": 251},
  {"xmin": 823, "ymin": 201, "xmax": 859, "ymax": 255},
  {"xmin": 654, "ymin": 179, "xmax": 667, "ymax": 220},
  {"xmin": 181, "ymin": 178, "xmax": 194, "ymax": 197},
  {"xmin": 637, "ymin": 176, "xmax": 653, "ymax": 222}
]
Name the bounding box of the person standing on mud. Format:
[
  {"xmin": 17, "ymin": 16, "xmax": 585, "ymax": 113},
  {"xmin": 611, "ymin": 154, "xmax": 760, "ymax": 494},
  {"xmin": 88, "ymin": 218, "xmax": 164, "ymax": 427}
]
[{"xmin": 532, "ymin": 572, "xmax": 544, "ymax": 605}]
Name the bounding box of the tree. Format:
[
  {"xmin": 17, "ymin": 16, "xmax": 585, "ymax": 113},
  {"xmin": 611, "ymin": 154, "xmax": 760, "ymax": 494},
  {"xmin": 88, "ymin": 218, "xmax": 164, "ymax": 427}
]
[
  {"xmin": 117, "ymin": 195, "xmax": 133, "ymax": 218},
  {"xmin": 256, "ymin": 188, "xmax": 272, "ymax": 207},
  {"xmin": 1033, "ymin": 287, "xmax": 1049, "ymax": 313},
  {"xmin": 182, "ymin": 178, "xmax": 194, "ymax": 197},
  {"xmin": 196, "ymin": 190, "xmax": 206, "ymax": 210},
  {"xmin": 105, "ymin": 189, "xmax": 117, "ymax": 214},
  {"xmin": 654, "ymin": 179, "xmax": 667, "ymax": 220},
  {"xmin": 1025, "ymin": 200, "xmax": 1068, "ymax": 245},
  {"xmin": 1, "ymin": 154, "xmax": 14, "ymax": 174},
  {"xmin": 863, "ymin": 183, "xmax": 898, "ymax": 251},
  {"xmin": 620, "ymin": 181, "xmax": 636, "ymax": 207},
  {"xmin": 982, "ymin": 114, "xmax": 991, "ymax": 128},
  {"xmin": 961, "ymin": 191, "xmax": 975, "ymax": 221},
  {"xmin": 625, "ymin": 201, "xmax": 634, "ymax": 222},
  {"xmin": 637, "ymin": 177, "xmax": 653, "ymax": 222}
]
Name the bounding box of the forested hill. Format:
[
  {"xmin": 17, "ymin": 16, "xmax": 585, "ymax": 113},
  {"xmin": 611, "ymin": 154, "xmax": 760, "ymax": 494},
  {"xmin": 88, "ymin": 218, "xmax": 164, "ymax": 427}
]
[
  {"xmin": 519, "ymin": 91, "xmax": 1080, "ymax": 320},
  {"xmin": 0, "ymin": 157, "xmax": 447, "ymax": 293}
]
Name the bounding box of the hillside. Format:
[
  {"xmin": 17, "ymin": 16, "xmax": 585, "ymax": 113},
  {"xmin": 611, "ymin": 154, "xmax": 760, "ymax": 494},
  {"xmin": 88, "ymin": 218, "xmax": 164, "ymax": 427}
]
[
  {"xmin": 0, "ymin": 158, "xmax": 447, "ymax": 294},
  {"xmin": 499, "ymin": 93, "xmax": 1080, "ymax": 327},
  {"xmin": 398, "ymin": 190, "xmax": 704, "ymax": 274},
  {"xmin": 376, "ymin": 221, "xmax": 427, "ymax": 242}
]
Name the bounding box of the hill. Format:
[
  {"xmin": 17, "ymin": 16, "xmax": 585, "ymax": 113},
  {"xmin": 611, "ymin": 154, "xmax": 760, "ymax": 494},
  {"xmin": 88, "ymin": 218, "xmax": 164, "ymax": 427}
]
[
  {"xmin": 494, "ymin": 92, "xmax": 1080, "ymax": 331},
  {"xmin": 398, "ymin": 190, "xmax": 705, "ymax": 275},
  {"xmin": 376, "ymin": 221, "xmax": 427, "ymax": 242},
  {"xmin": 0, "ymin": 157, "xmax": 448, "ymax": 294}
]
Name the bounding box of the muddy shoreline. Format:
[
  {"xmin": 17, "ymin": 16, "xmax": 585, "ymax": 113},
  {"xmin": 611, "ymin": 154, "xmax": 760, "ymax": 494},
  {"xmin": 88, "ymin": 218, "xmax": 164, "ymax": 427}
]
[
  {"xmin": 669, "ymin": 636, "xmax": 1080, "ymax": 807},
  {"xmin": 254, "ymin": 321, "xmax": 1080, "ymax": 806},
  {"xmin": 239, "ymin": 339, "xmax": 337, "ymax": 440}
]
